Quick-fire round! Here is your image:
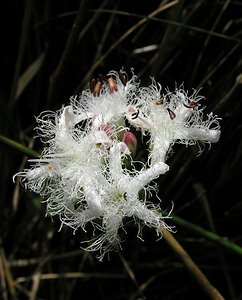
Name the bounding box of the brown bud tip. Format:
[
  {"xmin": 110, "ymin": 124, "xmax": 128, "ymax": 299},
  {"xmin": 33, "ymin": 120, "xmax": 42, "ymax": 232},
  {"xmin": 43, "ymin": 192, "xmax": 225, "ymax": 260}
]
[
  {"xmin": 107, "ymin": 77, "xmax": 118, "ymax": 93},
  {"xmin": 90, "ymin": 78, "xmax": 97, "ymax": 93},
  {"xmin": 92, "ymin": 81, "xmax": 101, "ymax": 97},
  {"xmin": 119, "ymin": 71, "xmax": 127, "ymax": 86}
]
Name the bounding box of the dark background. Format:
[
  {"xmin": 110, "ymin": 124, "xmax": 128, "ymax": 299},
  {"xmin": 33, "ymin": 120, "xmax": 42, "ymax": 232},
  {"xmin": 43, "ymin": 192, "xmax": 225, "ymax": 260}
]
[{"xmin": 1, "ymin": 0, "xmax": 242, "ymax": 299}]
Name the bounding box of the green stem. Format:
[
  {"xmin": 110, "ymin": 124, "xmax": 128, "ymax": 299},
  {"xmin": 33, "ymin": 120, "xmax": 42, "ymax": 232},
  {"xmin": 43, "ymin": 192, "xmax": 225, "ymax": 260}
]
[
  {"xmin": 10, "ymin": 0, "xmax": 33, "ymax": 108},
  {"xmin": 163, "ymin": 229, "xmax": 224, "ymax": 300},
  {"xmin": 0, "ymin": 135, "xmax": 38, "ymax": 158},
  {"xmin": 171, "ymin": 213, "xmax": 242, "ymax": 256}
]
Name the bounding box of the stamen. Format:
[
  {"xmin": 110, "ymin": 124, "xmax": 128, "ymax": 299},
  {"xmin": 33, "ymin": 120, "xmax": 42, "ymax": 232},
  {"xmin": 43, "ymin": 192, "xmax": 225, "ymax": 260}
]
[
  {"xmin": 131, "ymin": 110, "xmax": 140, "ymax": 120},
  {"xmin": 183, "ymin": 100, "xmax": 197, "ymax": 109},
  {"xmin": 167, "ymin": 108, "xmax": 176, "ymax": 120},
  {"xmin": 155, "ymin": 98, "xmax": 163, "ymax": 105}
]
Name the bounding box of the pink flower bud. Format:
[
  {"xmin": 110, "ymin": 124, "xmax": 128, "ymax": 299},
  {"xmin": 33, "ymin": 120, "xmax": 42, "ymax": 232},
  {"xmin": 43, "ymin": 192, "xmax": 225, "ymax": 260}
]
[
  {"xmin": 122, "ymin": 132, "xmax": 137, "ymax": 156},
  {"xmin": 99, "ymin": 123, "xmax": 114, "ymax": 138}
]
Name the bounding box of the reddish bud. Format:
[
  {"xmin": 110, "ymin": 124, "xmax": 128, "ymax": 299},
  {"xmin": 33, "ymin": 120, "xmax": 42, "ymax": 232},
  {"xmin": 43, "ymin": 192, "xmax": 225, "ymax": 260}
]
[
  {"xmin": 122, "ymin": 131, "xmax": 137, "ymax": 156},
  {"xmin": 107, "ymin": 77, "xmax": 118, "ymax": 93},
  {"xmin": 92, "ymin": 81, "xmax": 101, "ymax": 97}
]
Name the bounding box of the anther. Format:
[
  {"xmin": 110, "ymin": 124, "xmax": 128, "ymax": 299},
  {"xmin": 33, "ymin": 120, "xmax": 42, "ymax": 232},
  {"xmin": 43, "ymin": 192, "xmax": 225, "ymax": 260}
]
[
  {"xmin": 131, "ymin": 110, "xmax": 140, "ymax": 120},
  {"xmin": 183, "ymin": 100, "xmax": 197, "ymax": 109},
  {"xmin": 155, "ymin": 98, "xmax": 163, "ymax": 105},
  {"xmin": 167, "ymin": 108, "xmax": 176, "ymax": 120}
]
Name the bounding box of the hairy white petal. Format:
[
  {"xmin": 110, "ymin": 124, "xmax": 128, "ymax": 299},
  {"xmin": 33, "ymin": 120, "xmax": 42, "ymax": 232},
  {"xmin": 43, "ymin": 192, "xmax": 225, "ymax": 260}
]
[
  {"xmin": 177, "ymin": 127, "xmax": 221, "ymax": 143},
  {"xmin": 83, "ymin": 186, "xmax": 102, "ymax": 216},
  {"xmin": 14, "ymin": 69, "xmax": 221, "ymax": 259},
  {"xmin": 58, "ymin": 106, "xmax": 75, "ymax": 130},
  {"xmin": 129, "ymin": 162, "xmax": 169, "ymax": 193}
]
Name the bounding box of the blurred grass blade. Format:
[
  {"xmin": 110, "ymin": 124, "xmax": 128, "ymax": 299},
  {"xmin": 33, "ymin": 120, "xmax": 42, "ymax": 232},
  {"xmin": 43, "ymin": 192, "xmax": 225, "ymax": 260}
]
[
  {"xmin": 81, "ymin": 0, "xmax": 179, "ymax": 85},
  {"xmin": 163, "ymin": 229, "xmax": 225, "ymax": 300},
  {"xmin": 15, "ymin": 52, "xmax": 46, "ymax": 101},
  {"xmin": 47, "ymin": 0, "xmax": 88, "ymax": 105},
  {"xmin": 10, "ymin": 0, "xmax": 33, "ymax": 109},
  {"xmin": 92, "ymin": 8, "xmax": 241, "ymax": 42},
  {"xmin": 171, "ymin": 214, "xmax": 242, "ymax": 256},
  {"xmin": 198, "ymin": 42, "xmax": 241, "ymax": 88},
  {"xmin": 0, "ymin": 248, "xmax": 17, "ymax": 299},
  {"xmin": 0, "ymin": 134, "xmax": 38, "ymax": 157}
]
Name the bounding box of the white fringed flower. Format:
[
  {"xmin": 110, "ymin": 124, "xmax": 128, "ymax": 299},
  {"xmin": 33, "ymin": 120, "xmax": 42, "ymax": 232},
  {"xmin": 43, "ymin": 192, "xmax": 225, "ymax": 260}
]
[
  {"xmin": 126, "ymin": 83, "xmax": 221, "ymax": 164},
  {"xmin": 14, "ymin": 70, "xmax": 221, "ymax": 260}
]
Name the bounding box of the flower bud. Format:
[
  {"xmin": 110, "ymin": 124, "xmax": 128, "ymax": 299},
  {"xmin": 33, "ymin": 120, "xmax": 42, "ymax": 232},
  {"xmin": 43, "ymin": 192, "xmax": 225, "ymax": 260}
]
[
  {"xmin": 122, "ymin": 132, "xmax": 137, "ymax": 156},
  {"xmin": 99, "ymin": 123, "xmax": 114, "ymax": 138}
]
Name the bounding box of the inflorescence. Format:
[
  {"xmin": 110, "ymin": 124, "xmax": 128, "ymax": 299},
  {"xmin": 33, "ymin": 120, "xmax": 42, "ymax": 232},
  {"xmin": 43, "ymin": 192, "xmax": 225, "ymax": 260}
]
[{"xmin": 14, "ymin": 70, "xmax": 221, "ymax": 260}]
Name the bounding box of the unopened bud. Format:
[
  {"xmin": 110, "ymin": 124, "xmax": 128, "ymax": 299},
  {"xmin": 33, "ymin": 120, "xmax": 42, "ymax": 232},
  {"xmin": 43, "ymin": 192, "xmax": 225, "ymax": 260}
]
[
  {"xmin": 107, "ymin": 77, "xmax": 118, "ymax": 93},
  {"xmin": 122, "ymin": 132, "xmax": 137, "ymax": 156}
]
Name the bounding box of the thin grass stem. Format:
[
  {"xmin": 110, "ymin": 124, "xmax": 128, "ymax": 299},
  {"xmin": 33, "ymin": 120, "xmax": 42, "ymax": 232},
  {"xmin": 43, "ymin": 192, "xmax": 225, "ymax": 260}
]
[{"xmin": 163, "ymin": 229, "xmax": 225, "ymax": 300}]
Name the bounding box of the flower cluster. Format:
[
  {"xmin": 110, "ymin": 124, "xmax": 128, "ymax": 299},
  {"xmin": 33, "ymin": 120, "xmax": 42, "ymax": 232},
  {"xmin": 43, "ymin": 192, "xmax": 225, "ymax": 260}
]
[{"xmin": 14, "ymin": 70, "xmax": 221, "ymax": 260}]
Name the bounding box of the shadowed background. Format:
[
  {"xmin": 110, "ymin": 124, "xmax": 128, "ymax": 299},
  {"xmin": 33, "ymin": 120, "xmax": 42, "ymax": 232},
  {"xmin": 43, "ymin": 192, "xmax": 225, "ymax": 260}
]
[{"xmin": 1, "ymin": 0, "xmax": 242, "ymax": 299}]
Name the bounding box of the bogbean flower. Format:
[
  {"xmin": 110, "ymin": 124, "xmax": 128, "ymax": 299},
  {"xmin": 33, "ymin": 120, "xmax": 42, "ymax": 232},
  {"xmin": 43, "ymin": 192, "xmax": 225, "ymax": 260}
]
[
  {"xmin": 125, "ymin": 81, "xmax": 221, "ymax": 164},
  {"xmin": 14, "ymin": 70, "xmax": 221, "ymax": 260}
]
